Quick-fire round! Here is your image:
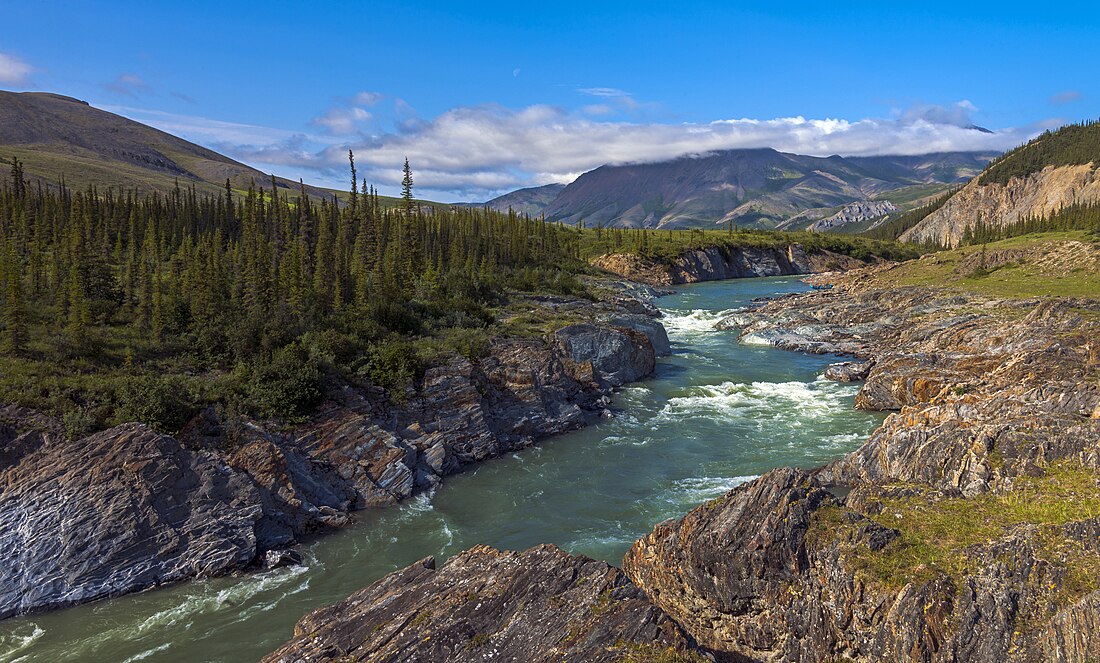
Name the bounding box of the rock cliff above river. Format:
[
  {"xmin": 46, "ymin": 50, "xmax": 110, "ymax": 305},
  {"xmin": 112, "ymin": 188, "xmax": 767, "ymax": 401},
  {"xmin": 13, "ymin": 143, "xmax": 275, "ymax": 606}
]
[
  {"xmin": 285, "ymin": 245, "xmax": 1100, "ymax": 662},
  {"xmin": 0, "ymin": 288, "xmax": 668, "ymax": 620},
  {"xmin": 592, "ymin": 243, "xmax": 868, "ymax": 286}
]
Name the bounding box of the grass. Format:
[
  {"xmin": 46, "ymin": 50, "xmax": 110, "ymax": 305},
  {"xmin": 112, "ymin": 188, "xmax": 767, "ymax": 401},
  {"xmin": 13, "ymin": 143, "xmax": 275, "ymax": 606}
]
[
  {"xmin": 812, "ymin": 461, "xmax": 1100, "ymax": 603},
  {"xmin": 867, "ymin": 231, "xmax": 1100, "ymax": 299}
]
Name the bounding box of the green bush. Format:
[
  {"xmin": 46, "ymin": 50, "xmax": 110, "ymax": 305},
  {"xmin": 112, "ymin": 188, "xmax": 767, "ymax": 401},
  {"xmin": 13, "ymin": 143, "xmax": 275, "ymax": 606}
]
[
  {"xmin": 358, "ymin": 337, "xmax": 424, "ymax": 395},
  {"xmin": 115, "ymin": 375, "xmax": 195, "ymax": 434},
  {"xmin": 63, "ymin": 406, "xmax": 97, "ymax": 440},
  {"xmin": 245, "ymin": 344, "xmax": 324, "ymax": 419}
]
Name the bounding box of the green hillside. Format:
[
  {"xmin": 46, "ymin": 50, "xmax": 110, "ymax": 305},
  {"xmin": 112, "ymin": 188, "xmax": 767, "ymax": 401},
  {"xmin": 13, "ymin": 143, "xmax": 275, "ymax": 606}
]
[{"xmin": 979, "ymin": 120, "xmax": 1100, "ymax": 185}]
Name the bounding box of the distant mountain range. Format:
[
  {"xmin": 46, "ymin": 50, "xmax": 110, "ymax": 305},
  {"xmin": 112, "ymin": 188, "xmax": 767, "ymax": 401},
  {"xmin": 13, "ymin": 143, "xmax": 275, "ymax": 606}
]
[{"xmin": 477, "ymin": 149, "xmax": 997, "ymax": 230}]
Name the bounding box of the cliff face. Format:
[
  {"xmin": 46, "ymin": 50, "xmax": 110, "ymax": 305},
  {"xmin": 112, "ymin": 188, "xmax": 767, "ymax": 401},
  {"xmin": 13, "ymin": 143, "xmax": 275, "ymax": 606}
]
[
  {"xmin": 0, "ymin": 290, "xmax": 669, "ymax": 620},
  {"xmin": 263, "ymin": 544, "xmax": 704, "ymax": 663},
  {"xmin": 625, "ymin": 273, "xmax": 1100, "ymax": 661},
  {"xmin": 900, "ymin": 163, "xmax": 1100, "ymax": 247},
  {"xmin": 592, "ymin": 244, "xmax": 867, "ymax": 286}
]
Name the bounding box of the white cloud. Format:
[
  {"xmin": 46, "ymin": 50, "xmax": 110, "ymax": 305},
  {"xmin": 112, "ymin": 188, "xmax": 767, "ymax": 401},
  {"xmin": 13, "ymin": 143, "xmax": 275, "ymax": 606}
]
[
  {"xmin": 578, "ymin": 87, "xmax": 631, "ymax": 97},
  {"xmin": 0, "ymin": 52, "xmax": 33, "ymax": 86},
  {"xmin": 311, "ymin": 106, "xmax": 372, "ymax": 134},
  {"xmin": 104, "ymin": 99, "xmax": 1042, "ymax": 202},
  {"xmin": 353, "ymin": 91, "xmax": 383, "ymax": 106}
]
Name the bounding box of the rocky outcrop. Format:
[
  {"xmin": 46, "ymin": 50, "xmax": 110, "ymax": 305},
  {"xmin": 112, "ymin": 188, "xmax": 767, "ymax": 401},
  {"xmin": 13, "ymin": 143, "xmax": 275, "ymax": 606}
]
[
  {"xmin": 809, "ymin": 199, "xmax": 898, "ymax": 232},
  {"xmin": 263, "ymin": 544, "xmax": 704, "ymax": 663},
  {"xmin": 621, "ymin": 266, "xmax": 1100, "ymax": 661},
  {"xmin": 0, "ymin": 288, "xmax": 669, "ymax": 620},
  {"xmin": 0, "ymin": 423, "xmax": 264, "ymax": 619},
  {"xmin": 592, "ymin": 244, "xmax": 868, "ymax": 286},
  {"xmin": 900, "ymin": 163, "xmax": 1100, "ymax": 247}
]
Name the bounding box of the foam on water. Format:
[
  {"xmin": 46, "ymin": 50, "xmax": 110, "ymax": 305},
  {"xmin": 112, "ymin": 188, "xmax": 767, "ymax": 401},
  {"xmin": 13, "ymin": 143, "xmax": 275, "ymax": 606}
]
[
  {"xmin": 668, "ymin": 475, "xmax": 757, "ymax": 504},
  {"xmin": 55, "ymin": 565, "xmax": 310, "ymax": 662},
  {"xmin": 658, "ymin": 308, "xmax": 740, "ymax": 338},
  {"xmin": 119, "ymin": 643, "xmax": 170, "ymax": 663},
  {"xmin": 0, "ymin": 624, "xmax": 44, "ymax": 663},
  {"xmin": 655, "ymin": 377, "xmax": 858, "ymax": 424}
]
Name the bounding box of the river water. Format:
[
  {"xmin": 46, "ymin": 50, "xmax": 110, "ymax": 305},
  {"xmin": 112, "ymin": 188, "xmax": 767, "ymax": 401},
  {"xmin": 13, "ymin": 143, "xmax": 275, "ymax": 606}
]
[{"xmin": 0, "ymin": 276, "xmax": 886, "ymax": 663}]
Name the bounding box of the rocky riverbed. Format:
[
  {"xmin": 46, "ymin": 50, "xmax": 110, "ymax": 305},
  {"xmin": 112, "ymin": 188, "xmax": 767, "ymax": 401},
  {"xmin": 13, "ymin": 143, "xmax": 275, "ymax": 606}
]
[
  {"xmin": 0, "ymin": 284, "xmax": 670, "ymax": 620},
  {"xmin": 274, "ymin": 259, "xmax": 1100, "ymax": 662}
]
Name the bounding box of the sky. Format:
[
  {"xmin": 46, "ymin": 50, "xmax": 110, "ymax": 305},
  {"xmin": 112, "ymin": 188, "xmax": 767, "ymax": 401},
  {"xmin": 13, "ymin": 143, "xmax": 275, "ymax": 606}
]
[{"xmin": 1, "ymin": 1, "xmax": 1097, "ymax": 201}]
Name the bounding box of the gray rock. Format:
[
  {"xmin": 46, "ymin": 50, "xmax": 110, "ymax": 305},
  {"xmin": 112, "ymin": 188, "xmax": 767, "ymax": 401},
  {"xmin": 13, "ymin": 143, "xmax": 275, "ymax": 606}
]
[
  {"xmin": 263, "ymin": 544, "xmax": 703, "ymax": 663},
  {"xmin": 553, "ymin": 324, "xmax": 657, "ymax": 387},
  {"xmin": 0, "ymin": 423, "xmax": 264, "ymax": 619},
  {"xmin": 823, "ymin": 360, "xmax": 872, "ymax": 381}
]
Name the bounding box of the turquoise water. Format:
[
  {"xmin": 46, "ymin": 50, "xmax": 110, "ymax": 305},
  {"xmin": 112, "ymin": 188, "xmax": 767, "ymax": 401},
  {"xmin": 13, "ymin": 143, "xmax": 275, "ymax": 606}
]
[{"xmin": 0, "ymin": 276, "xmax": 886, "ymax": 663}]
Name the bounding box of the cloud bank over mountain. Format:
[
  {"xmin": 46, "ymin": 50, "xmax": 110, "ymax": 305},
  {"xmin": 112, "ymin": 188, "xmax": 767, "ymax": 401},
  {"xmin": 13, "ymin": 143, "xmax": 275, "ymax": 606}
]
[{"xmin": 112, "ymin": 98, "xmax": 1044, "ymax": 201}]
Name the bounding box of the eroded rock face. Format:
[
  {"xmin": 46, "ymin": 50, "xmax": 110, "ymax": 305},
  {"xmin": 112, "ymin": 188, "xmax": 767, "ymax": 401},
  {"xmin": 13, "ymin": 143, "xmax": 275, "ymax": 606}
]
[
  {"xmin": 263, "ymin": 544, "xmax": 703, "ymax": 663},
  {"xmin": 592, "ymin": 244, "xmax": 867, "ymax": 286},
  {"xmin": 0, "ymin": 423, "xmax": 264, "ymax": 619},
  {"xmin": 900, "ymin": 164, "xmax": 1100, "ymax": 247},
  {"xmin": 624, "ymin": 273, "xmax": 1100, "ymax": 661}
]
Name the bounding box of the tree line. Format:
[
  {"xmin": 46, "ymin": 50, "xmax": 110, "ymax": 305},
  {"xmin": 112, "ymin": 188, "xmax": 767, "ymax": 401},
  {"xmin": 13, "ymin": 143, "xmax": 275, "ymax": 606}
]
[{"xmin": 0, "ymin": 153, "xmax": 588, "ymax": 432}]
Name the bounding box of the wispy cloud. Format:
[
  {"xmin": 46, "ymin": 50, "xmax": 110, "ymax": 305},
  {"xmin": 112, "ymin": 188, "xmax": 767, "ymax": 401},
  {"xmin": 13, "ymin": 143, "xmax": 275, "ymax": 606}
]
[
  {"xmin": 103, "ymin": 73, "xmax": 149, "ymax": 98},
  {"xmin": 0, "ymin": 52, "xmax": 34, "ymax": 86},
  {"xmin": 312, "ymin": 106, "xmax": 372, "ymax": 135},
  {"xmin": 107, "ymin": 99, "xmax": 1041, "ymax": 202},
  {"xmin": 1050, "ymin": 90, "xmax": 1082, "ymax": 105},
  {"xmin": 578, "ymin": 87, "xmax": 631, "ymax": 98}
]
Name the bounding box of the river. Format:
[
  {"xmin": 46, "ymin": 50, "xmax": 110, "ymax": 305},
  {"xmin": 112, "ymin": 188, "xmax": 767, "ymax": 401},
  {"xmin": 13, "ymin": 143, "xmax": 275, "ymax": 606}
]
[{"xmin": 0, "ymin": 276, "xmax": 886, "ymax": 663}]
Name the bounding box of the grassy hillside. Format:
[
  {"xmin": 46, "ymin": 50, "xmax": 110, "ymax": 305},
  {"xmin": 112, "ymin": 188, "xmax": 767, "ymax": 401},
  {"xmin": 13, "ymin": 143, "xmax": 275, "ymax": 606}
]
[
  {"xmin": 0, "ymin": 91, "xmax": 452, "ymax": 212},
  {"xmin": 866, "ymin": 231, "xmax": 1100, "ymax": 299},
  {"xmin": 979, "ymin": 120, "xmax": 1100, "ymax": 186}
]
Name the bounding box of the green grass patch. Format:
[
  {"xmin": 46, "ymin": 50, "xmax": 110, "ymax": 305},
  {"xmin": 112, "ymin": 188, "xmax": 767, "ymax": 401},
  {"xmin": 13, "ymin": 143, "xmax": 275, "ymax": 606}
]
[
  {"xmin": 816, "ymin": 461, "xmax": 1100, "ymax": 602},
  {"xmin": 869, "ymin": 231, "xmax": 1100, "ymax": 299}
]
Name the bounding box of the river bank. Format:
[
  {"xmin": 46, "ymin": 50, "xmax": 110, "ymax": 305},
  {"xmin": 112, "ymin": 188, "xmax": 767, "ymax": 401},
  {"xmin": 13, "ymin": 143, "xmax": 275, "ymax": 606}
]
[
  {"xmin": 267, "ymin": 236, "xmax": 1100, "ymax": 662},
  {"xmin": 0, "ymin": 276, "xmax": 886, "ymax": 662}
]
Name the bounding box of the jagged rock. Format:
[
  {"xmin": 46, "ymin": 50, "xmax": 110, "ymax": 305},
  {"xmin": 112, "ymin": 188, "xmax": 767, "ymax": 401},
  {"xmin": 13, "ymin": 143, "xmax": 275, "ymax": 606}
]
[
  {"xmin": 263, "ymin": 544, "xmax": 704, "ymax": 663},
  {"xmin": 605, "ymin": 313, "xmax": 672, "ymax": 356},
  {"xmin": 228, "ymin": 433, "xmax": 356, "ymax": 547},
  {"xmin": 592, "ymin": 244, "xmax": 868, "ymax": 286},
  {"xmin": 0, "ymin": 423, "xmax": 264, "ymax": 619},
  {"xmin": 824, "ymin": 360, "xmax": 872, "ymax": 381},
  {"xmin": 553, "ymin": 323, "xmax": 656, "ymax": 387},
  {"xmin": 263, "ymin": 549, "xmax": 303, "ymax": 569}
]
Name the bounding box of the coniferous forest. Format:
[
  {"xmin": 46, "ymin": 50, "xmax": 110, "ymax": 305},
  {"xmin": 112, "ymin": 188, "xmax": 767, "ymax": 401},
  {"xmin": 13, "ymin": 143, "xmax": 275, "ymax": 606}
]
[
  {"xmin": 0, "ymin": 153, "xmax": 597, "ymax": 436},
  {"xmin": 0, "ymin": 152, "xmax": 918, "ymax": 438}
]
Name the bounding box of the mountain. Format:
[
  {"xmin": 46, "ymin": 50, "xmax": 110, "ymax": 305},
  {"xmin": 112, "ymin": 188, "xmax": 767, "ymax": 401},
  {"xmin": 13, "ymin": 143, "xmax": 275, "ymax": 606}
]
[
  {"xmin": 469, "ymin": 183, "xmax": 566, "ymax": 216},
  {"xmin": 535, "ymin": 148, "xmax": 995, "ymax": 229},
  {"xmin": 0, "ymin": 90, "xmax": 344, "ymax": 199},
  {"xmin": 901, "ymin": 121, "xmax": 1100, "ymax": 247}
]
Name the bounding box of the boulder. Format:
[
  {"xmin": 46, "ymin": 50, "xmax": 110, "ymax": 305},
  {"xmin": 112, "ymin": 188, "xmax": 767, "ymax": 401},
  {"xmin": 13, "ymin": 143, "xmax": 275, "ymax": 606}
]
[{"xmin": 263, "ymin": 544, "xmax": 703, "ymax": 663}]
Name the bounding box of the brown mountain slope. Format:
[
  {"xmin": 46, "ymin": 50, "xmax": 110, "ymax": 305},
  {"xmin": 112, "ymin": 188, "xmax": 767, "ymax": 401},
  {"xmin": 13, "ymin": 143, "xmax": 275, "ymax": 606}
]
[{"xmin": 0, "ymin": 90, "xmax": 332, "ymax": 199}]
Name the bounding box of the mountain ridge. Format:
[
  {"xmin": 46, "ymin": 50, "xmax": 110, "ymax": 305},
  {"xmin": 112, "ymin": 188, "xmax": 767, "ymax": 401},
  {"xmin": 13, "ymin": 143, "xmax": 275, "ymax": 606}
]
[{"xmin": 477, "ymin": 148, "xmax": 996, "ymax": 229}]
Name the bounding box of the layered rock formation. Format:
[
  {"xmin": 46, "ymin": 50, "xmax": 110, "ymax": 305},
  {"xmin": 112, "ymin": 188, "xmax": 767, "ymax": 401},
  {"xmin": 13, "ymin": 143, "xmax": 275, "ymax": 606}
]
[
  {"xmin": 900, "ymin": 163, "xmax": 1100, "ymax": 247},
  {"xmin": 263, "ymin": 544, "xmax": 704, "ymax": 663},
  {"xmin": 808, "ymin": 199, "xmax": 898, "ymax": 232},
  {"xmin": 0, "ymin": 424, "xmax": 264, "ymax": 619},
  {"xmin": 592, "ymin": 243, "xmax": 867, "ymax": 286},
  {"xmin": 0, "ymin": 289, "xmax": 668, "ymax": 620},
  {"xmin": 623, "ymin": 268, "xmax": 1100, "ymax": 661}
]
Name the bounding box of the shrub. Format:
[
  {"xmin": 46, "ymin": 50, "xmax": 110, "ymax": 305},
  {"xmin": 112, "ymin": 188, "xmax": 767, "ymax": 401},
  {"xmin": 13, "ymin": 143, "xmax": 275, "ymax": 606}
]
[
  {"xmin": 115, "ymin": 375, "xmax": 195, "ymax": 434},
  {"xmin": 358, "ymin": 337, "xmax": 423, "ymax": 395},
  {"xmin": 245, "ymin": 344, "xmax": 324, "ymax": 420},
  {"xmin": 63, "ymin": 406, "xmax": 97, "ymax": 440}
]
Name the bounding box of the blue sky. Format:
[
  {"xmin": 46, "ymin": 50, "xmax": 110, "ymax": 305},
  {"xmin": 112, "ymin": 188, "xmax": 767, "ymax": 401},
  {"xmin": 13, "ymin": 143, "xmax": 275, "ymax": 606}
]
[{"xmin": 1, "ymin": 1, "xmax": 1097, "ymax": 200}]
